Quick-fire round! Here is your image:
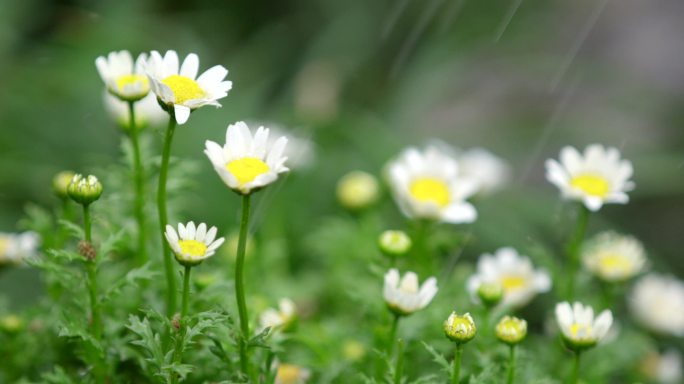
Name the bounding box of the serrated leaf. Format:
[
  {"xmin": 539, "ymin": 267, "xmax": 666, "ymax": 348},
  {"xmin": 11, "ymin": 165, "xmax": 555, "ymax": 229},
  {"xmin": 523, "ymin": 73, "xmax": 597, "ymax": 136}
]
[
  {"xmin": 102, "ymin": 262, "xmax": 158, "ymax": 302},
  {"xmin": 58, "ymin": 219, "xmax": 85, "ymax": 240},
  {"xmin": 421, "ymin": 341, "xmax": 451, "ymax": 375}
]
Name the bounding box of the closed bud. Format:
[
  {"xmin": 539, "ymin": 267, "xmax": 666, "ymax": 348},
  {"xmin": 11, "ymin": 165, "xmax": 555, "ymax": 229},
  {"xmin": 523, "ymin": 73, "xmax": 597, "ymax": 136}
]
[
  {"xmin": 496, "ymin": 316, "xmax": 527, "ymax": 345},
  {"xmin": 52, "ymin": 171, "xmax": 76, "ymax": 199},
  {"xmin": 0, "ymin": 314, "xmax": 23, "ymax": 334},
  {"xmin": 444, "ymin": 312, "xmax": 477, "ymax": 344},
  {"xmin": 336, "ymin": 171, "xmax": 379, "ymax": 210},
  {"xmin": 378, "ymin": 230, "xmax": 411, "ymax": 257},
  {"xmin": 67, "ymin": 174, "xmax": 103, "ymax": 206},
  {"xmin": 477, "ymin": 281, "xmax": 503, "ymax": 308}
]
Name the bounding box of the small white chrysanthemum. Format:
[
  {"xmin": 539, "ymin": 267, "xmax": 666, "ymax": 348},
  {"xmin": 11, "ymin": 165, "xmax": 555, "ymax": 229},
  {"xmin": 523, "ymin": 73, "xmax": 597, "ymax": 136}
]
[
  {"xmin": 387, "ymin": 145, "xmax": 478, "ymax": 224},
  {"xmin": 466, "ymin": 247, "xmax": 551, "ymax": 308},
  {"xmin": 0, "ymin": 232, "xmax": 40, "ymax": 265},
  {"xmin": 164, "ymin": 221, "xmax": 225, "ymax": 266},
  {"xmin": 642, "ymin": 349, "xmax": 683, "ymax": 384},
  {"xmin": 274, "ymin": 363, "xmax": 311, "ymax": 384},
  {"xmin": 95, "ymin": 50, "xmax": 150, "ymax": 101},
  {"xmin": 457, "ymin": 147, "xmax": 511, "ymax": 195},
  {"xmin": 204, "ymin": 121, "xmax": 289, "ymax": 195},
  {"xmin": 630, "ymin": 274, "xmax": 684, "ymax": 337},
  {"xmin": 383, "ymin": 268, "xmax": 438, "ymax": 316},
  {"xmin": 555, "ymin": 301, "xmax": 613, "ymax": 350},
  {"xmin": 247, "ymin": 122, "xmax": 315, "ymax": 170},
  {"xmin": 103, "ymin": 92, "xmax": 167, "ymax": 129},
  {"xmin": 259, "ymin": 298, "xmax": 297, "ymax": 333},
  {"xmin": 545, "ymin": 144, "xmax": 634, "ymax": 211},
  {"xmin": 146, "ymin": 50, "xmax": 232, "ymax": 124},
  {"xmin": 582, "ymin": 231, "xmax": 647, "ymax": 282}
]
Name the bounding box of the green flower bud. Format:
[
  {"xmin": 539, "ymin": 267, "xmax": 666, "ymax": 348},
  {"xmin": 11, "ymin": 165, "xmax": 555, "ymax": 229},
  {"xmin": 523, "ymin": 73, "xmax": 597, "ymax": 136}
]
[
  {"xmin": 378, "ymin": 230, "xmax": 412, "ymax": 257},
  {"xmin": 67, "ymin": 174, "xmax": 103, "ymax": 206},
  {"xmin": 477, "ymin": 281, "xmax": 503, "ymax": 308},
  {"xmin": 0, "ymin": 314, "xmax": 23, "ymax": 334},
  {"xmin": 336, "ymin": 171, "xmax": 379, "ymax": 210},
  {"xmin": 496, "ymin": 316, "xmax": 527, "ymax": 345},
  {"xmin": 444, "ymin": 312, "xmax": 477, "ymax": 344},
  {"xmin": 52, "ymin": 171, "xmax": 76, "ymax": 199}
]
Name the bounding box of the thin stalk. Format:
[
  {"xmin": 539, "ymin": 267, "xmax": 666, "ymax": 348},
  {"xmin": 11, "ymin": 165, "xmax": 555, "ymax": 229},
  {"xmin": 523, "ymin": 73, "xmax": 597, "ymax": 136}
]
[
  {"xmin": 387, "ymin": 313, "xmax": 401, "ymax": 357},
  {"xmin": 235, "ymin": 193, "xmax": 252, "ymax": 376},
  {"xmin": 171, "ymin": 265, "xmax": 192, "ymax": 384},
  {"xmin": 451, "ymin": 343, "xmax": 463, "ymax": 384},
  {"xmin": 394, "ymin": 339, "xmax": 405, "ymax": 384},
  {"xmin": 83, "ymin": 205, "xmax": 102, "ymax": 340},
  {"xmin": 570, "ymin": 351, "xmax": 581, "ymax": 384},
  {"xmin": 158, "ymin": 117, "xmax": 178, "ymax": 317},
  {"xmin": 507, "ymin": 345, "xmax": 516, "ymax": 384},
  {"xmin": 128, "ymin": 101, "xmax": 147, "ymax": 265},
  {"xmin": 566, "ymin": 205, "xmax": 590, "ymax": 299}
]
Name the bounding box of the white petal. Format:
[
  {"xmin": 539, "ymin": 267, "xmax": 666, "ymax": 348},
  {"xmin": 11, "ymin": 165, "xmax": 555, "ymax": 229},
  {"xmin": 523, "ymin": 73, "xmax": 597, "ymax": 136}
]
[
  {"xmin": 205, "ymin": 226, "xmax": 218, "ymax": 244},
  {"xmin": 180, "ymin": 53, "xmax": 199, "ymax": 79},
  {"xmin": 174, "ymin": 105, "xmax": 191, "ymax": 125},
  {"xmin": 197, "ymin": 65, "xmax": 228, "ymax": 86},
  {"xmin": 196, "ymin": 223, "xmax": 207, "ymax": 242},
  {"xmin": 441, "ymin": 203, "xmax": 477, "ymax": 224},
  {"xmin": 186, "ymin": 221, "xmax": 196, "ymax": 239}
]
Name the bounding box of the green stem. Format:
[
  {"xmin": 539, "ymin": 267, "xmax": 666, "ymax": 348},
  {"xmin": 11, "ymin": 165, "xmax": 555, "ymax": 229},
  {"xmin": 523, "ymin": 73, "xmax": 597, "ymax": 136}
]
[
  {"xmin": 387, "ymin": 313, "xmax": 400, "ymax": 357},
  {"xmin": 451, "ymin": 343, "xmax": 463, "ymax": 384},
  {"xmin": 394, "ymin": 339, "xmax": 405, "ymax": 384},
  {"xmin": 171, "ymin": 265, "xmax": 192, "ymax": 384},
  {"xmin": 235, "ymin": 193, "xmax": 252, "ymax": 377},
  {"xmin": 128, "ymin": 101, "xmax": 147, "ymax": 265},
  {"xmin": 507, "ymin": 345, "xmax": 516, "ymax": 384},
  {"xmin": 158, "ymin": 117, "xmax": 178, "ymax": 317},
  {"xmin": 567, "ymin": 205, "xmax": 590, "ymax": 299},
  {"xmin": 570, "ymin": 351, "xmax": 581, "ymax": 384},
  {"xmin": 83, "ymin": 205, "xmax": 101, "ymax": 340}
]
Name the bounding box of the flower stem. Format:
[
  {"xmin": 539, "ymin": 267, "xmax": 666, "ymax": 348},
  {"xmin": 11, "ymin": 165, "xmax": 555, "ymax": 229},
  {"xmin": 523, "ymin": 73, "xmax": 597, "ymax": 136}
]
[
  {"xmin": 451, "ymin": 343, "xmax": 463, "ymax": 384},
  {"xmin": 394, "ymin": 339, "xmax": 405, "ymax": 384},
  {"xmin": 171, "ymin": 265, "xmax": 192, "ymax": 384},
  {"xmin": 570, "ymin": 351, "xmax": 581, "ymax": 384},
  {"xmin": 566, "ymin": 205, "xmax": 590, "ymax": 299},
  {"xmin": 507, "ymin": 345, "xmax": 516, "ymax": 384},
  {"xmin": 387, "ymin": 313, "xmax": 400, "ymax": 357},
  {"xmin": 127, "ymin": 101, "xmax": 147, "ymax": 265},
  {"xmin": 83, "ymin": 205, "xmax": 102, "ymax": 340},
  {"xmin": 235, "ymin": 193, "xmax": 252, "ymax": 377},
  {"xmin": 158, "ymin": 117, "xmax": 178, "ymax": 317}
]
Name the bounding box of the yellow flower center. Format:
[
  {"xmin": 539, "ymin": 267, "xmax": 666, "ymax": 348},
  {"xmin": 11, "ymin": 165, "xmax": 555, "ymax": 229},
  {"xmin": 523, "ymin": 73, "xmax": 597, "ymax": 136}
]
[
  {"xmin": 570, "ymin": 174, "xmax": 610, "ymax": 198},
  {"xmin": 569, "ymin": 323, "xmax": 592, "ymax": 339},
  {"xmin": 409, "ymin": 177, "xmax": 450, "ymax": 207},
  {"xmin": 0, "ymin": 237, "xmax": 9, "ymax": 258},
  {"xmin": 598, "ymin": 253, "xmax": 632, "ymax": 275},
  {"xmin": 115, "ymin": 74, "xmax": 149, "ymax": 94},
  {"xmin": 161, "ymin": 74, "xmax": 205, "ymax": 104},
  {"xmin": 226, "ymin": 157, "xmax": 270, "ymax": 185},
  {"xmin": 501, "ymin": 276, "xmax": 526, "ymax": 291},
  {"xmin": 178, "ymin": 240, "xmax": 207, "ymax": 257},
  {"xmin": 276, "ymin": 364, "xmax": 304, "ymax": 384}
]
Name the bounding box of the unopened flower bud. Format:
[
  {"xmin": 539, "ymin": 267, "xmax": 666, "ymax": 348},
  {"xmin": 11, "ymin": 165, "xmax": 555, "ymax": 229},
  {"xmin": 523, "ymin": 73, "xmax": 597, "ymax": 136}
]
[
  {"xmin": 477, "ymin": 281, "xmax": 503, "ymax": 308},
  {"xmin": 496, "ymin": 316, "xmax": 527, "ymax": 345},
  {"xmin": 67, "ymin": 174, "xmax": 103, "ymax": 206},
  {"xmin": 0, "ymin": 314, "xmax": 23, "ymax": 334},
  {"xmin": 52, "ymin": 171, "xmax": 76, "ymax": 199},
  {"xmin": 378, "ymin": 230, "xmax": 411, "ymax": 257},
  {"xmin": 444, "ymin": 312, "xmax": 477, "ymax": 344},
  {"xmin": 336, "ymin": 171, "xmax": 379, "ymax": 210}
]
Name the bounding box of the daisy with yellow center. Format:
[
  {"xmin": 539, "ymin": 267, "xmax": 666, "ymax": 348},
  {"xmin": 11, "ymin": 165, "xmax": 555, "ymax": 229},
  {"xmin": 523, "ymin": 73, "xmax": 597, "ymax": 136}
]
[
  {"xmin": 555, "ymin": 301, "xmax": 613, "ymax": 350},
  {"xmin": 630, "ymin": 274, "xmax": 684, "ymax": 337},
  {"xmin": 545, "ymin": 144, "xmax": 634, "ymax": 211},
  {"xmin": 582, "ymin": 231, "xmax": 647, "ymax": 282},
  {"xmin": 204, "ymin": 121, "xmax": 290, "ymax": 195},
  {"xmin": 275, "ymin": 363, "xmax": 311, "ymax": 384},
  {"xmin": 102, "ymin": 91, "xmax": 166, "ymax": 130},
  {"xmin": 164, "ymin": 221, "xmax": 225, "ymax": 266},
  {"xmin": 0, "ymin": 232, "xmax": 40, "ymax": 266},
  {"xmin": 146, "ymin": 50, "xmax": 232, "ymax": 124},
  {"xmin": 387, "ymin": 145, "xmax": 478, "ymax": 224},
  {"xmin": 383, "ymin": 268, "xmax": 438, "ymax": 316},
  {"xmin": 466, "ymin": 247, "xmax": 551, "ymax": 308},
  {"xmin": 95, "ymin": 50, "xmax": 150, "ymax": 101},
  {"xmin": 258, "ymin": 298, "xmax": 297, "ymax": 334}
]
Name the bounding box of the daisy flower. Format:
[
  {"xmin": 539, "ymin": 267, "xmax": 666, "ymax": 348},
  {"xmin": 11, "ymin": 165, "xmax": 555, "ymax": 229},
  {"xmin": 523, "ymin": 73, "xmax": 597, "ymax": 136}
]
[
  {"xmin": 103, "ymin": 92, "xmax": 166, "ymax": 129},
  {"xmin": 259, "ymin": 298, "xmax": 297, "ymax": 333},
  {"xmin": 466, "ymin": 247, "xmax": 551, "ymax": 308},
  {"xmin": 274, "ymin": 363, "xmax": 311, "ymax": 384},
  {"xmin": 204, "ymin": 121, "xmax": 289, "ymax": 195},
  {"xmin": 641, "ymin": 349, "xmax": 683, "ymax": 384},
  {"xmin": 387, "ymin": 145, "xmax": 478, "ymax": 224},
  {"xmin": 383, "ymin": 268, "xmax": 438, "ymax": 316},
  {"xmin": 146, "ymin": 50, "xmax": 232, "ymax": 124},
  {"xmin": 0, "ymin": 232, "xmax": 40, "ymax": 265},
  {"xmin": 164, "ymin": 221, "xmax": 225, "ymax": 266},
  {"xmin": 630, "ymin": 274, "xmax": 684, "ymax": 337},
  {"xmin": 95, "ymin": 50, "xmax": 150, "ymax": 101},
  {"xmin": 545, "ymin": 144, "xmax": 634, "ymax": 211},
  {"xmin": 582, "ymin": 231, "xmax": 647, "ymax": 282},
  {"xmin": 555, "ymin": 301, "xmax": 613, "ymax": 350},
  {"xmin": 457, "ymin": 147, "xmax": 511, "ymax": 195}
]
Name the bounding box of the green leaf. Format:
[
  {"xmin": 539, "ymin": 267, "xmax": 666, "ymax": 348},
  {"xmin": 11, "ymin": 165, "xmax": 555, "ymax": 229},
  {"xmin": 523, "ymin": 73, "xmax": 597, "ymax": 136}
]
[
  {"xmin": 421, "ymin": 341, "xmax": 451, "ymax": 375},
  {"xmin": 102, "ymin": 262, "xmax": 158, "ymax": 302}
]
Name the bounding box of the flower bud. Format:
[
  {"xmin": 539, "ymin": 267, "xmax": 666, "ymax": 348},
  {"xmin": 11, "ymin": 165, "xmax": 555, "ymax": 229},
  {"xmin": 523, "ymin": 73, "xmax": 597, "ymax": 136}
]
[
  {"xmin": 496, "ymin": 316, "xmax": 527, "ymax": 345},
  {"xmin": 67, "ymin": 174, "xmax": 103, "ymax": 206},
  {"xmin": 336, "ymin": 171, "xmax": 379, "ymax": 210},
  {"xmin": 444, "ymin": 312, "xmax": 477, "ymax": 344},
  {"xmin": 0, "ymin": 314, "xmax": 23, "ymax": 334},
  {"xmin": 52, "ymin": 171, "xmax": 76, "ymax": 199},
  {"xmin": 378, "ymin": 230, "xmax": 411, "ymax": 257},
  {"xmin": 477, "ymin": 281, "xmax": 503, "ymax": 308}
]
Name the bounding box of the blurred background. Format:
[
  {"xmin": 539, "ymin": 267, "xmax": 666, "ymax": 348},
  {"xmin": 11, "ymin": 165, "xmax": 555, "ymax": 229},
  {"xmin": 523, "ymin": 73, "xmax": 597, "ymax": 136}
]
[{"xmin": 1, "ymin": 0, "xmax": 683, "ymax": 305}]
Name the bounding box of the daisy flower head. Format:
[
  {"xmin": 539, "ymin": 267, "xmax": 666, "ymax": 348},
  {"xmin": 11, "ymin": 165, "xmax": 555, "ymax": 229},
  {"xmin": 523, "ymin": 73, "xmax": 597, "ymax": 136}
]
[
  {"xmin": 146, "ymin": 50, "xmax": 232, "ymax": 125},
  {"xmin": 457, "ymin": 147, "xmax": 511, "ymax": 195},
  {"xmin": 630, "ymin": 274, "xmax": 684, "ymax": 337},
  {"xmin": 555, "ymin": 301, "xmax": 613, "ymax": 351},
  {"xmin": 275, "ymin": 363, "xmax": 311, "ymax": 384},
  {"xmin": 383, "ymin": 268, "xmax": 438, "ymax": 316},
  {"xmin": 103, "ymin": 92, "xmax": 166, "ymax": 129},
  {"xmin": 164, "ymin": 221, "xmax": 225, "ymax": 267},
  {"xmin": 466, "ymin": 247, "xmax": 551, "ymax": 308},
  {"xmin": 444, "ymin": 312, "xmax": 477, "ymax": 344},
  {"xmin": 259, "ymin": 298, "xmax": 297, "ymax": 333},
  {"xmin": 204, "ymin": 121, "xmax": 289, "ymax": 195},
  {"xmin": 0, "ymin": 231, "xmax": 40, "ymax": 265},
  {"xmin": 582, "ymin": 231, "xmax": 647, "ymax": 283},
  {"xmin": 95, "ymin": 50, "xmax": 150, "ymax": 102},
  {"xmin": 545, "ymin": 144, "xmax": 634, "ymax": 211},
  {"xmin": 387, "ymin": 145, "xmax": 478, "ymax": 224}
]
